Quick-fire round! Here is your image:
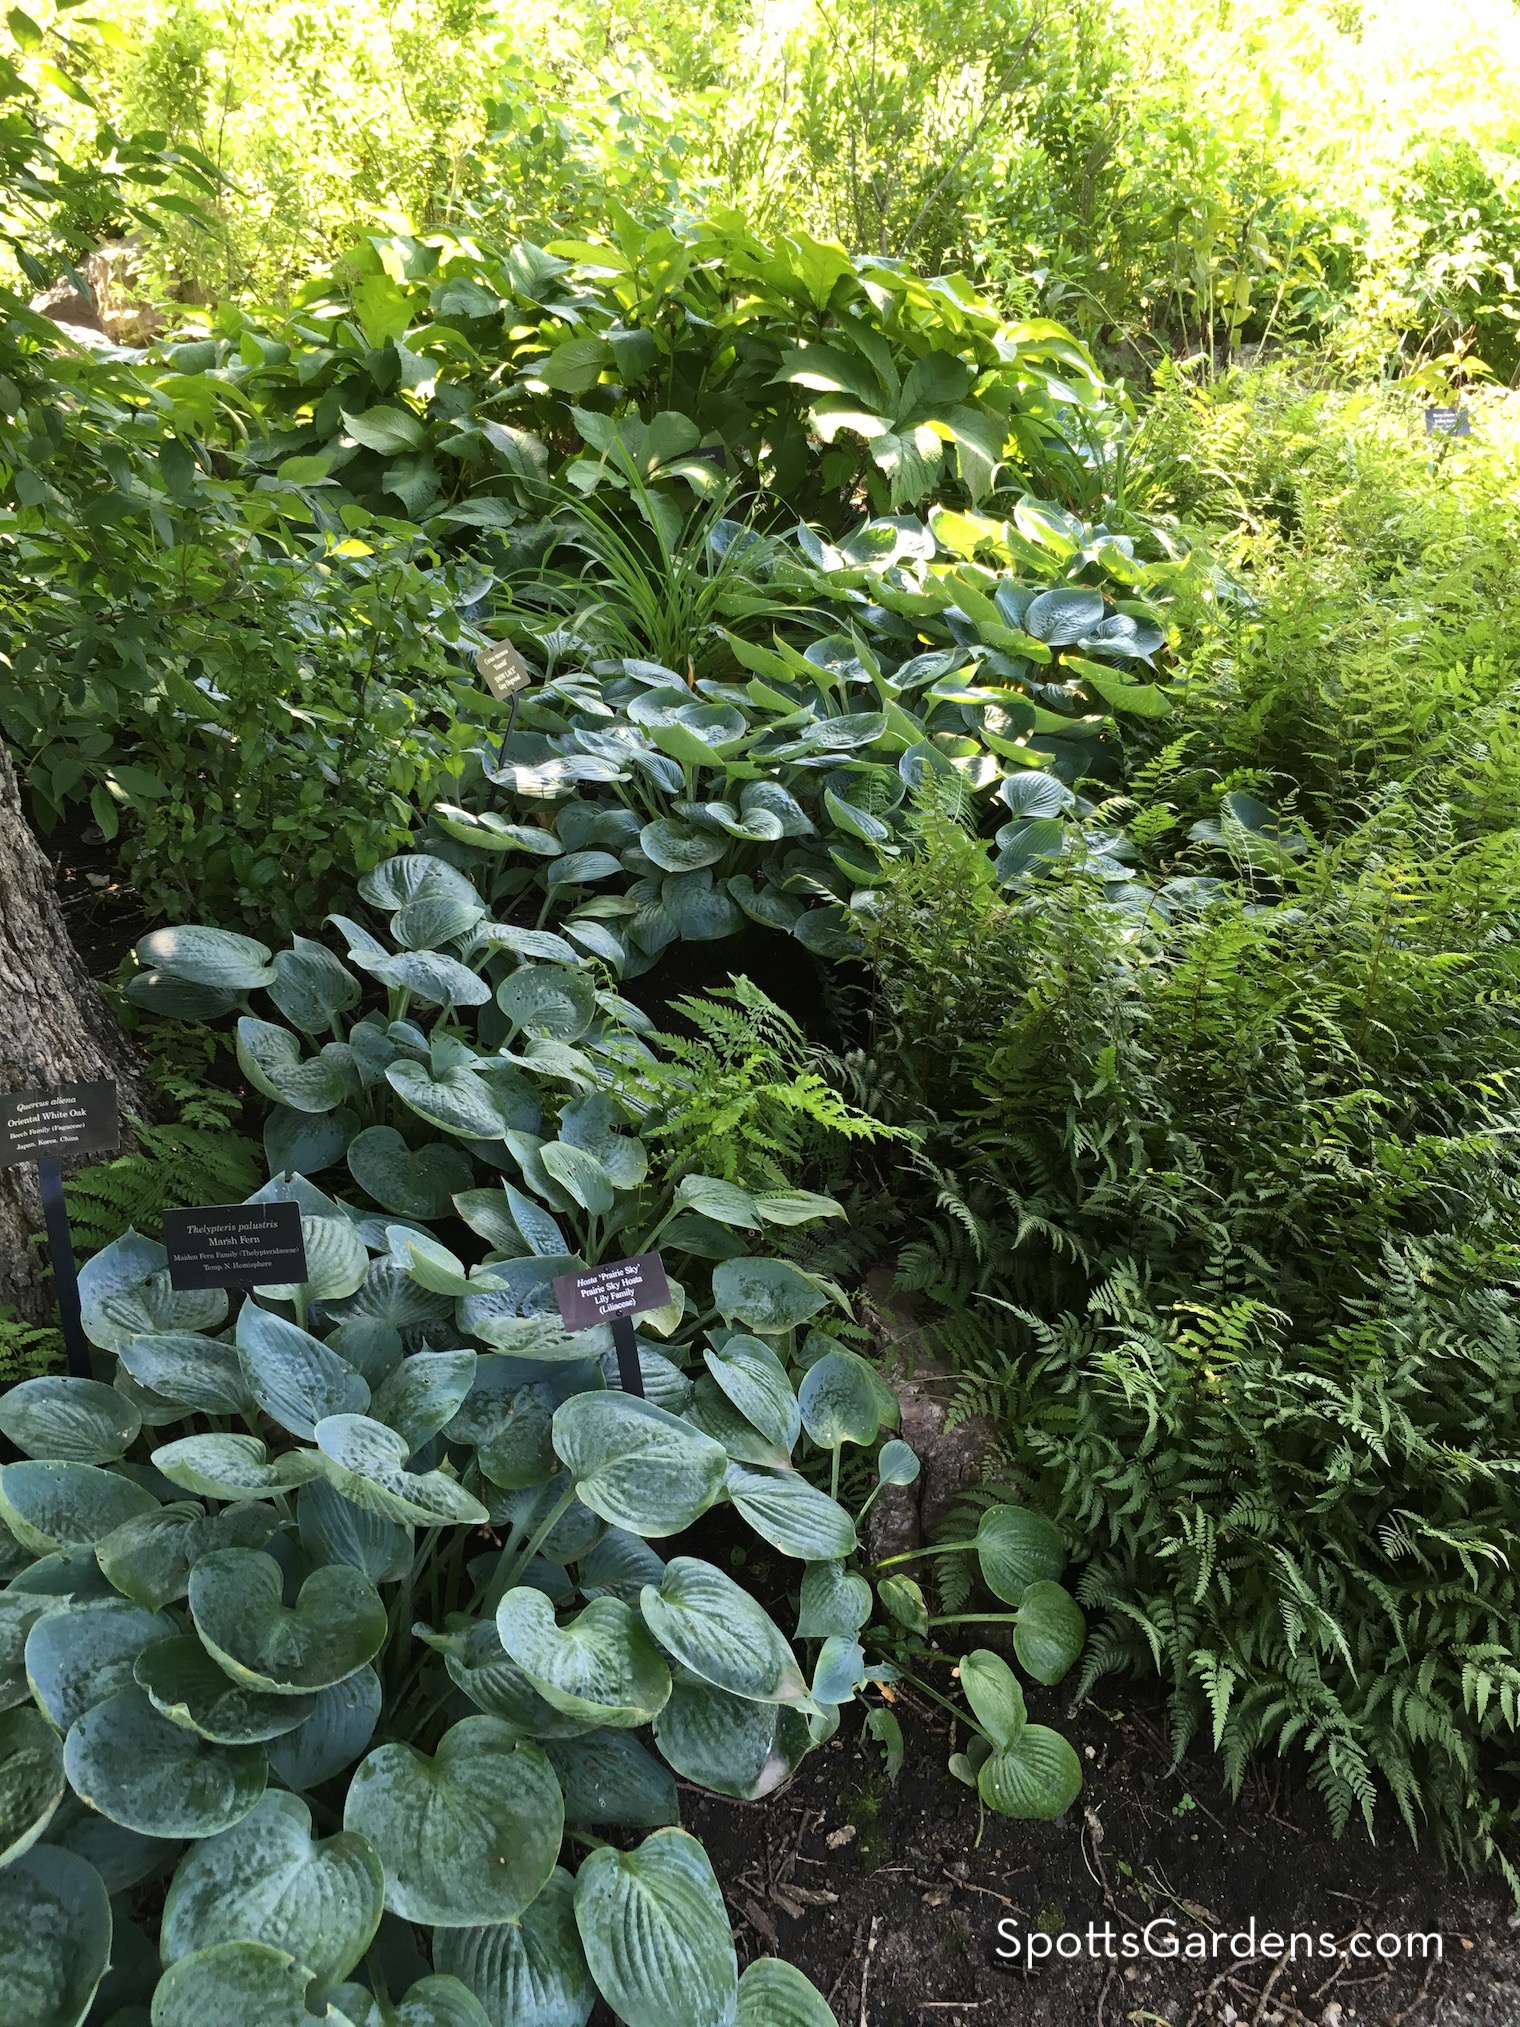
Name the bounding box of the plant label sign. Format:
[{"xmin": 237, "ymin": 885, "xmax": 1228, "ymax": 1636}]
[
  {"xmin": 163, "ymin": 1201, "xmax": 308, "ymax": 1290},
  {"xmin": 1425, "ymin": 405, "xmax": 1471, "ymax": 436},
  {"xmin": 553, "ymin": 1252, "xmax": 672, "ymax": 1399},
  {"xmin": 475, "ymin": 640, "xmax": 533, "ymax": 700},
  {"xmin": 0, "ymin": 1080, "xmax": 119, "ymax": 1167}
]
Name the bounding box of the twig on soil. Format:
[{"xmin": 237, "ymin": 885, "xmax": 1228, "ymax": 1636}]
[
  {"xmin": 858, "ymin": 1914, "xmax": 880, "ymax": 2027},
  {"xmin": 1385, "ymin": 1955, "xmax": 1441, "ymax": 2025},
  {"xmin": 826, "ymin": 1919, "xmax": 867, "ymax": 2015}
]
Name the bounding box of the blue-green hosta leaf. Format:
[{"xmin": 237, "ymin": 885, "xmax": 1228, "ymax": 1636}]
[
  {"xmin": 344, "ymin": 1716, "xmax": 563, "ymax": 1926},
  {"xmin": 976, "ymin": 1503, "xmax": 1066, "ymax": 1604},
  {"xmin": 134, "ymin": 1634, "xmax": 314, "ymax": 1743},
  {"xmin": 877, "ymin": 1574, "xmax": 929, "ymax": 1636},
  {"xmin": 429, "ymin": 1622, "xmax": 601, "ymax": 1741},
  {"xmin": 388, "ymin": 1060, "xmax": 509, "ymax": 1141},
  {"xmin": 78, "ymin": 1232, "xmax": 227, "ymax": 1353},
  {"xmin": 160, "ymin": 1789, "xmax": 384, "ymax": 1991},
  {"xmin": 369, "ymin": 950, "xmax": 493, "ymax": 1008},
  {"xmin": 553, "ymin": 1395, "xmax": 726, "ymax": 1537},
  {"xmin": 190, "ymin": 1549, "xmax": 388, "ymax": 1694},
  {"xmin": 314, "ymin": 1415, "xmax": 489, "ymax": 1527},
  {"xmin": 0, "ymin": 1706, "xmax": 65, "ymax": 1866},
  {"xmin": 498, "ymin": 966, "xmax": 597, "ymax": 1042},
  {"xmin": 639, "ymin": 820, "xmax": 726, "ymax": 873},
  {"xmin": 539, "ymin": 1141, "xmax": 614, "ymax": 1215},
  {"xmin": 40, "ymin": 1788, "xmax": 171, "ymax": 1893},
  {"xmin": 348, "ymin": 1126, "xmax": 475, "ymax": 1220},
  {"xmin": 150, "ymin": 1940, "xmax": 353, "ymax": 2027},
  {"xmin": 64, "ymin": 1686, "xmax": 266, "ymax": 1837},
  {"xmin": 557, "ymin": 1093, "xmax": 647, "ymax": 1189},
  {"xmin": 266, "ymin": 1667, "xmax": 382, "ymax": 1789},
  {"xmin": 727, "ymin": 875, "xmax": 804, "ymax": 932},
  {"xmin": 795, "ymin": 1560, "xmax": 872, "ymax": 1639},
  {"xmin": 24, "ymin": 1595, "xmax": 176, "ymax": 1729},
  {"xmin": 0, "ymin": 1845, "xmax": 111, "ymax": 2027},
  {"xmin": 371, "ymin": 1350, "xmax": 478, "ymax": 1455},
  {"xmin": 751, "ymin": 1190, "xmax": 845, "ymax": 1228},
  {"xmin": 0, "ymin": 1461, "xmax": 157, "ymax": 1555},
  {"xmin": 299, "ymin": 1479, "xmax": 413, "ymax": 1585},
  {"xmin": 430, "ymin": 811, "xmax": 563, "ymax": 856},
  {"xmin": 235, "ymin": 1303, "xmax": 369, "ymax": 1440},
  {"xmin": 137, "ymin": 924, "xmax": 276, "ymax": 990},
  {"xmin": 573, "ymin": 1827, "xmax": 737, "ymax": 2027},
  {"xmin": 998, "ymin": 770, "xmax": 1073, "ymax": 818},
  {"xmin": 797, "ymin": 1350, "xmax": 883, "ymax": 1450},
  {"xmin": 876, "ymin": 1438, "xmax": 920, "ymax": 1485},
  {"xmin": 434, "ymin": 1868, "xmax": 594, "ymax": 2026},
  {"xmin": 597, "ymin": 1340, "xmax": 689, "ymax": 1413},
  {"xmin": 392, "ymin": 887, "xmax": 487, "ymax": 951},
  {"xmin": 360, "ymin": 854, "xmax": 481, "ymax": 913},
  {"xmin": 126, "ymin": 967, "xmax": 239, "ymax": 1019},
  {"xmin": 652, "ymin": 1676, "xmax": 810, "ymax": 1800},
  {"xmin": 450, "ymin": 1187, "xmax": 536, "ymax": 1256},
  {"xmin": 1022, "ymin": 585, "xmax": 1106, "ymax": 645},
  {"xmin": 639, "ymin": 1558, "xmax": 806, "ymax": 1703},
  {"xmin": 676, "ymin": 1176, "xmax": 760, "ymax": 1229},
  {"xmin": 1012, "ymin": 1579, "xmax": 1087, "ymax": 1683},
  {"xmin": 326, "ymin": 1255, "xmax": 456, "ymax": 1333},
  {"xmin": 710, "ymin": 1257, "xmax": 829, "ymax": 1333},
  {"xmin": 959, "ymin": 1647, "xmax": 1027, "ymax": 1748},
  {"xmin": 977, "ymin": 1722, "xmax": 1083, "ymax": 1819},
  {"xmin": 76, "ymin": 1226, "xmax": 165, "ymax": 1314},
  {"xmin": 702, "ymin": 1336, "xmax": 800, "ymax": 1452},
  {"xmin": 735, "ymin": 1958, "xmax": 837, "ymax": 2027},
  {"xmin": 662, "ymin": 869, "xmax": 742, "ymax": 942},
  {"xmin": 237, "ymin": 1018, "xmax": 348, "ymax": 1114},
  {"xmin": 578, "ymin": 1528, "xmax": 666, "ymax": 1603},
  {"xmin": 0, "ymin": 1377, "xmax": 139, "ymax": 1463},
  {"xmin": 455, "ymin": 1378, "xmax": 557, "ymax": 1490},
  {"xmin": 811, "ymin": 1635, "xmax": 871, "ymax": 1705},
  {"xmin": 495, "ymin": 1592, "xmax": 670, "ymax": 1728},
  {"xmin": 543, "ymin": 1729, "xmax": 679, "ymax": 1829},
  {"xmin": 457, "ymin": 1291, "xmax": 596, "ymax": 1363},
  {"xmin": 334, "ymin": 1974, "xmax": 492, "ymax": 2027},
  {"xmin": 268, "ymin": 937, "xmax": 362, "ymax": 1033},
  {"xmin": 256, "ymin": 1213, "xmax": 369, "ymax": 1304},
  {"xmin": 724, "ymin": 1463, "xmax": 856, "ymax": 1561},
  {"xmin": 262, "ymin": 1095, "xmax": 350, "ymax": 1178},
  {"xmin": 680, "ymin": 1381, "xmax": 791, "ymax": 1469},
  {"xmin": 150, "ymin": 1434, "xmax": 326, "ymax": 1502}
]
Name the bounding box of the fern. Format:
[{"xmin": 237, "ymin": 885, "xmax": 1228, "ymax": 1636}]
[{"xmin": 0, "ymin": 1313, "xmax": 64, "ymax": 1386}]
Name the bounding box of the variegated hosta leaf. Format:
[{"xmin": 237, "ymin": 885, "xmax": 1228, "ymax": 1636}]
[
  {"xmin": 0, "ymin": 1377, "xmax": 139, "ymax": 1464},
  {"xmin": 572, "ymin": 1828, "xmax": 738, "ymax": 2027},
  {"xmin": 24, "ymin": 1595, "xmax": 177, "ymax": 1730},
  {"xmin": 189, "ymin": 1549, "xmax": 388, "ymax": 1695},
  {"xmin": 314, "ymin": 1415, "xmax": 490, "ymax": 1527},
  {"xmin": 369, "ymin": 1350, "xmax": 478, "ymax": 1456},
  {"xmin": 0, "ymin": 1706, "xmax": 66, "ymax": 1867},
  {"xmin": 151, "ymin": 1434, "xmax": 327, "ymax": 1502},
  {"xmin": 63, "ymin": 1686, "xmax": 267, "ymax": 1838},
  {"xmin": 255, "ymin": 1213, "xmax": 369, "ymax": 1303},
  {"xmin": 638, "ymin": 1558, "xmax": 807, "ymax": 1704},
  {"xmin": 653, "ymin": 1675, "xmax": 811, "ymax": 1801},
  {"xmin": 236, "ymin": 1303, "xmax": 370, "ymax": 1440},
  {"xmin": 0, "ymin": 1845, "xmax": 112, "ymax": 2027},
  {"xmin": 0, "ymin": 1461, "xmax": 157, "ymax": 1555},
  {"xmin": 116, "ymin": 1331, "xmax": 252, "ymax": 1416},
  {"xmin": 133, "ymin": 1636, "xmax": 316, "ymax": 1745},
  {"xmin": 495, "ymin": 1590, "xmax": 671, "ymax": 1728},
  {"xmin": 553, "ymin": 1395, "xmax": 726, "ymax": 1537},
  {"xmin": 433, "ymin": 1868, "xmax": 595, "ymax": 2027}
]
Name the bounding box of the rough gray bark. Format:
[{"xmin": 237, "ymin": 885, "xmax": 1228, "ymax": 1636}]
[{"xmin": 0, "ymin": 740, "xmax": 147, "ymax": 1318}]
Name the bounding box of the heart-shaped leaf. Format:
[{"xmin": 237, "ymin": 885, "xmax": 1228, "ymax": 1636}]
[
  {"xmin": 723, "ymin": 1463, "xmax": 856, "ymax": 1561},
  {"xmin": 457, "ymin": 1378, "xmax": 557, "ymax": 1491},
  {"xmin": 433, "ymin": 1867, "xmax": 595, "ymax": 2027},
  {"xmin": 298, "ymin": 1479, "xmax": 413, "ymax": 1584},
  {"xmin": 371, "ymin": 1351, "xmax": 478, "ymax": 1455},
  {"xmin": 554, "ymin": 1394, "xmax": 725, "ymax": 1537},
  {"xmin": 268, "ymin": 936, "xmax": 362, "ymax": 1032},
  {"xmin": 0, "ymin": 1461, "xmax": 157, "ymax": 1554},
  {"xmin": 0, "ymin": 1378, "xmax": 139, "ymax": 1463},
  {"xmin": 1023, "ymin": 585, "xmax": 1106, "ymax": 645},
  {"xmin": 344, "ymin": 1716, "xmax": 563, "ymax": 1926},
  {"xmin": 958, "ymin": 1648, "xmax": 1027, "ymax": 1749},
  {"xmin": 797, "ymin": 1352, "xmax": 883, "ymax": 1450},
  {"xmin": 265, "ymin": 1104, "xmax": 359, "ymax": 1178},
  {"xmin": 498, "ymin": 966, "xmax": 597, "ymax": 1042},
  {"xmin": 876, "ymin": 1439, "xmax": 920, "ymax": 1485},
  {"xmin": 161, "ymin": 1789, "xmax": 385, "ymax": 1991},
  {"xmin": 64, "ymin": 1686, "xmax": 266, "ymax": 1836},
  {"xmin": 117, "ymin": 1332, "xmax": 252, "ymax": 1415},
  {"xmin": 190, "ymin": 1550, "xmax": 387, "ymax": 1694},
  {"xmin": 977, "ymin": 1722, "xmax": 1083, "ymax": 1819},
  {"xmin": 257, "ymin": 1213, "xmax": 369, "ymax": 1302},
  {"xmin": 876, "ymin": 1574, "xmax": 929, "ymax": 1636},
  {"xmin": 710, "ymin": 1258, "xmax": 828, "ymax": 1333},
  {"xmin": 976, "ymin": 1505, "xmax": 1066, "ymax": 1604},
  {"xmin": 134, "ymin": 1636, "xmax": 315, "ymax": 1744},
  {"xmin": 151, "ymin": 1434, "xmax": 326, "ymax": 1501},
  {"xmin": 573, "ymin": 1827, "xmax": 737, "ymax": 2027},
  {"xmin": 138, "ymin": 924, "xmax": 276, "ymax": 990},
  {"xmin": 495, "ymin": 1591, "xmax": 671, "ymax": 1727},
  {"xmin": 335, "ymin": 1974, "xmax": 492, "ymax": 2027},
  {"xmin": 314, "ymin": 1415, "xmax": 490, "ymax": 1527},
  {"xmin": 736, "ymin": 1957, "xmax": 838, "ymax": 2027},
  {"xmin": 1012, "ymin": 1580, "xmax": 1087, "ymax": 1684},
  {"xmin": 349, "ymin": 1127, "xmax": 475, "ymax": 1219},
  {"xmin": 238, "ymin": 1018, "xmax": 349, "ymax": 1113},
  {"xmin": 25, "ymin": 1595, "xmax": 177, "ymax": 1729},
  {"xmin": 543, "ymin": 1729, "xmax": 680, "ymax": 1828},
  {"xmin": 0, "ymin": 1845, "xmax": 112, "ymax": 2027},
  {"xmin": 39, "ymin": 1787, "xmax": 173, "ymax": 1893},
  {"xmin": 639, "ymin": 1558, "xmax": 806, "ymax": 1703},
  {"xmin": 795, "ymin": 1561, "xmax": 872, "ymax": 1639},
  {"xmin": 654, "ymin": 1675, "xmax": 810, "ymax": 1801},
  {"xmin": 150, "ymin": 1940, "xmax": 349, "ymax": 2027},
  {"xmin": 0, "ymin": 1706, "xmax": 65, "ymax": 1866},
  {"xmin": 237, "ymin": 1304, "xmax": 370, "ymax": 1440},
  {"xmin": 266, "ymin": 1667, "xmax": 382, "ymax": 1789},
  {"xmin": 558, "ymin": 1094, "xmax": 647, "ymax": 1189},
  {"xmin": 388, "ymin": 1060, "xmax": 509, "ymax": 1141},
  {"xmin": 538, "ymin": 1142, "xmax": 615, "ymax": 1215}
]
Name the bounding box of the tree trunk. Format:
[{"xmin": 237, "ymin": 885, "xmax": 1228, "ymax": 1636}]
[{"xmin": 0, "ymin": 740, "xmax": 147, "ymax": 1319}]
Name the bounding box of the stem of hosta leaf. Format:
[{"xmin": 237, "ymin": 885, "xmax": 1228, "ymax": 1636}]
[
  {"xmin": 875, "ymin": 1539, "xmax": 971, "ymax": 1569},
  {"xmin": 894, "ymin": 1665, "xmax": 990, "ymax": 1742},
  {"xmin": 926, "ymin": 1613, "xmax": 1022, "ymax": 1628},
  {"xmin": 292, "ymin": 1287, "xmax": 309, "ymax": 1331},
  {"xmin": 486, "ymin": 1485, "xmax": 577, "ymax": 1609},
  {"xmin": 830, "ymin": 1447, "xmax": 841, "ymax": 1504}
]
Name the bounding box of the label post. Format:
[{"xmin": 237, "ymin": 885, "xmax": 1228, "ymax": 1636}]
[{"xmin": 0, "ymin": 1080, "xmax": 120, "ymax": 1379}]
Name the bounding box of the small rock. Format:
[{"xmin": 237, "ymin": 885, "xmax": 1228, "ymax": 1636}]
[
  {"xmin": 826, "ymin": 1825, "xmax": 857, "ymax": 1848},
  {"xmin": 1321, "ymin": 2006, "xmax": 1342, "ymax": 2027}
]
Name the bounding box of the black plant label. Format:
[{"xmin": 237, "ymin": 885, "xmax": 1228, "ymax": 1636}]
[
  {"xmin": 163, "ymin": 1201, "xmax": 308, "ymax": 1289},
  {"xmin": 553, "ymin": 1252, "xmax": 672, "ymax": 1330},
  {"xmin": 0, "ymin": 1081, "xmax": 119, "ymax": 1167}
]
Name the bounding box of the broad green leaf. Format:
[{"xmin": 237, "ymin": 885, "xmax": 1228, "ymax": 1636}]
[
  {"xmin": 64, "ymin": 1687, "xmax": 266, "ymax": 1837},
  {"xmin": 371, "ymin": 1350, "xmax": 478, "ymax": 1455},
  {"xmin": 876, "ymin": 1574, "xmax": 928, "ymax": 1637},
  {"xmin": 652, "ymin": 1677, "xmax": 810, "ymax": 1799},
  {"xmin": 40, "ymin": 1787, "xmax": 174, "ymax": 1894},
  {"xmin": 256, "ymin": 1214, "xmax": 368, "ymax": 1303},
  {"xmin": 1013, "ymin": 1580, "xmax": 1087, "ymax": 1683},
  {"xmin": 0, "ymin": 1846, "xmax": 111, "ymax": 2027},
  {"xmin": 25, "ymin": 1595, "xmax": 176, "ymax": 1729},
  {"xmin": 1022, "ymin": 585, "xmax": 1106, "ymax": 645},
  {"xmin": 266, "ymin": 1667, "xmax": 382, "ymax": 1790},
  {"xmin": 388, "ymin": 1060, "xmax": 508, "ymax": 1141},
  {"xmin": 314, "ymin": 1414, "xmax": 490, "ymax": 1527},
  {"xmin": 237, "ymin": 1303, "xmax": 370, "ymax": 1439},
  {"xmin": 265, "ymin": 1104, "xmax": 358, "ymax": 1177},
  {"xmin": 735, "ymin": 1957, "xmax": 837, "ymax": 2027},
  {"xmin": 750, "ymin": 1191, "xmax": 844, "ymax": 1228},
  {"xmin": 237, "ymin": 1018, "xmax": 348, "ymax": 1113},
  {"xmin": 538, "ymin": 1142, "xmax": 614, "ymax": 1215},
  {"xmin": 573, "ymin": 1828, "xmax": 737, "ymax": 2027},
  {"xmin": 0, "ymin": 1461, "xmax": 157, "ymax": 1555},
  {"xmin": 432, "ymin": 1621, "xmax": 601, "ymax": 1740},
  {"xmin": 137, "ymin": 924, "xmax": 275, "ymax": 990},
  {"xmin": 710, "ymin": 1257, "xmax": 828, "ymax": 1332},
  {"xmin": 117, "ymin": 1332, "xmax": 252, "ymax": 1416},
  {"xmin": 349, "ymin": 1127, "xmax": 475, "ymax": 1219},
  {"xmin": 360, "ymin": 859, "xmax": 485, "ymax": 917},
  {"xmin": 498, "ymin": 966, "xmax": 597, "ymax": 1042},
  {"xmin": 639, "ymin": 1558, "xmax": 806, "ymax": 1703},
  {"xmin": 134, "ymin": 1637, "xmax": 314, "ymax": 1744},
  {"xmin": 335, "ymin": 1974, "xmax": 492, "ymax": 2027},
  {"xmin": 299, "ymin": 1479, "xmax": 412, "ymax": 1584},
  {"xmin": 976, "ymin": 1505, "xmax": 1066, "ymax": 1605},
  {"xmin": 543, "ymin": 1729, "xmax": 679, "ymax": 1828},
  {"xmin": 150, "ymin": 1940, "xmax": 349, "ymax": 2027},
  {"xmin": 724, "ymin": 1463, "xmax": 856, "ymax": 1561},
  {"xmin": 328, "ymin": 1256, "xmax": 455, "ymax": 1333},
  {"xmin": 0, "ymin": 1378, "xmax": 139, "ymax": 1463},
  {"xmin": 344, "ymin": 1716, "xmax": 563, "ymax": 1926},
  {"xmin": 459, "ymin": 1378, "xmax": 557, "ymax": 1491},
  {"xmin": 797, "ymin": 1351, "xmax": 883, "ymax": 1449},
  {"xmin": 433, "ymin": 1868, "xmax": 595, "ymax": 2027},
  {"xmin": 0, "ymin": 1706, "xmax": 65, "ymax": 1866},
  {"xmin": 268, "ymin": 937, "xmax": 361, "ymax": 1033},
  {"xmin": 676, "ymin": 1176, "xmax": 760, "ymax": 1229},
  {"xmin": 190, "ymin": 1549, "xmax": 387, "ymax": 1694},
  {"xmin": 958, "ymin": 1648, "xmax": 1027, "ymax": 1748},
  {"xmin": 343, "ymin": 404, "xmax": 426, "ymax": 453},
  {"xmin": 160, "ymin": 1790, "xmax": 384, "ymax": 1991},
  {"xmin": 876, "ymin": 1439, "xmax": 920, "ymax": 1485},
  {"xmin": 553, "ymin": 1395, "xmax": 726, "ymax": 1537},
  {"xmin": 795, "ymin": 1562, "xmax": 871, "ymax": 1645},
  {"xmin": 977, "ymin": 1723, "xmax": 1083, "ymax": 1820},
  {"xmin": 151, "ymin": 1434, "xmax": 326, "ymax": 1502},
  {"xmin": 639, "ymin": 820, "xmax": 726, "ymax": 873},
  {"xmin": 495, "ymin": 1592, "xmax": 670, "ymax": 1727},
  {"xmin": 558, "ymin": 1094, "xmax": 646, "ymax": 1189}
]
